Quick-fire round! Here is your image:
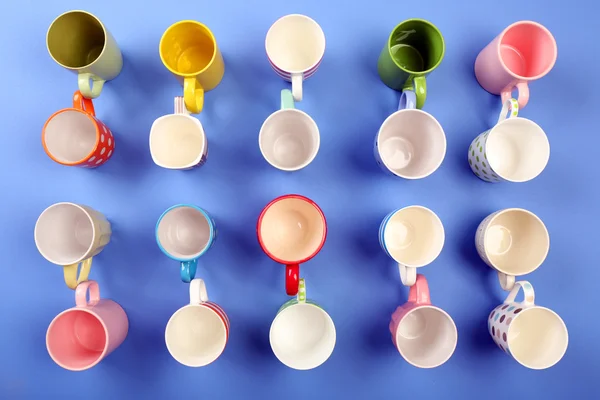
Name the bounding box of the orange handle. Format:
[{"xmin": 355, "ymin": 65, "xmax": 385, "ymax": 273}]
[{"xmin": 73, "ymin": 90, "xmax": 96, "ymax": 116}]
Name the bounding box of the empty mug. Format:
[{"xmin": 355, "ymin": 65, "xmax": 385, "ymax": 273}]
[
  {"xmin": 380, "ymin": 206, "xmax": 445, "ymax": 286},
  {"xmin": 475, "ymin": 21, "xmax": 557, "ymax": 108},
  {"xmin": 46, "ymin": 280, "xmax": 128, "ymax": 371},
  {"xmin": 150, "ymin": 97, "xmax": 208, "ymax": 169},
  {"xmin": 47, "ymin": 10, "xmax": 122, "ymax": 99},
  {"xmin": 156, "ymin": 205, "xmax": 217, "ymax": 282},
  {"xmin": 488, "ymin": 281, "xmax": 567, "ymax": 369},
  {"xmin": 270, "ymin": 278, "xmax": 336, "ymax": 370},
  {"xmin": 165, "ymin": 279, "xmax": 229, "ymax": 367},
  {"xmin": 476, "ymin": 208, "xmax": 549, "ymax": 291},
  {"xmin": 265, "ymin": 14, "xmax": 325, "ymax": 101},
  {"xmin": 35, "ymin": 202, "xmax": 111, "ymax": 289},
  {"xmin": 257, "ymin": 195, "xmax": 326, "ymax": 295},
  {"xmin": 259, "ymin": 89, "xmax": 320, "ymax": 171}
]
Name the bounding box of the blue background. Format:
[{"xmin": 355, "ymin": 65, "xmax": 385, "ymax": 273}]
[{"xmin": 0, "ymin": 0, "xmax": 596, "ymax": 398}]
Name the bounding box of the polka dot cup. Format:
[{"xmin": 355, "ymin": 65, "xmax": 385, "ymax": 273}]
[
  {"xmin": 488, "ymin": 281, "xmax": 568, "ymax": 370},
  {"xmin": 42, "ymin": 90, "xmax": 115, "ymax": 168}
]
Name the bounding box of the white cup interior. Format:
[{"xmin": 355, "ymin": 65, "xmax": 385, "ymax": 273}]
[
  {"xmin": 487, "ymin": 118, "xmax": 549, "ymax": 182},
  {"xmin": 150, "ymin": 115, "xmax": 206, "ymax": 169},
  {"xmin": 384, "ymin": 206, "xmax": 444, "ymax": 266},
  {"xmin": 377, "ymin": 109, "xmax": 446, "ymax": 178},
  {"xmin": 508, "ymin": 307, "xmax": 568, "ymax": 369},
  {"xmin": 157, "ymin": 206, "xmax": 211, "ymax": 259},
  {"xmin": 265, "ymin": 14, "xmax": 325, "ymax": 72},
  {"xmin": 484, "ymin": 209, "xmax": 548, "ymax": 275},
  {"xmin": 44, "ymin": 110, "xmax": 97, "ymax": 164},
  {"xmin": 270, "ymin": 303, "xmax": 336, "ymax": 370},
  {"xmin": 259, "ymin": 109, "xmax": 319, "ymax": 171},
  {"xmin": 35, "ymin": 203, "xmax": 94, "ymax": 265},
  {"xmin": 395, "ymin": 306, "xmax": 457, "ymax": 368},
  {"xmin": 165, "ymin": 305, "xmax": 227, "ymax": 367}
]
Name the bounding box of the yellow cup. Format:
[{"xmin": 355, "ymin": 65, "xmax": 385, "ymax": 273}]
[{"xmin": 159, "ymin": 21, "xmax": 225, "ymax": 114}]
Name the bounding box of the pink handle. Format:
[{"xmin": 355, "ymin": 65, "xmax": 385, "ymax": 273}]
[
  {"xmin": 501, "ymin": 82, "xmax": 529, "ymax": 109},
  {"xmin": 75, "ymin": 280, "xmax": 101, "ymax": 307},
  {"xmin": 408, "ymin": 274, "xmax": 431, "ymax": 305}
]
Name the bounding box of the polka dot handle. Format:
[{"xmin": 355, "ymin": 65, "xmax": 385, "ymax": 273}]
[
  {"xmin": 496, "ymin": 97, "xmax": 519, "ymax": 125},
  {"xmin": 503, "ymin": 281, "xmax": 535, "ymax": 307},
  {"xmin": 189, "ymin": 278, "xmax": 209, "ymax": 305},
  {"xmin": 297, "ymin": 278, "xmax": 306, "ymax": 303}
]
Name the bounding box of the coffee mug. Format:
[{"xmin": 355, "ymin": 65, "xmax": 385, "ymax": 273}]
[
  {"xmin": 35, "ymin": 203, "xmax": 111, "ymax": 289},
  {"xmin": 379, "ymin": 206, "xmax": 445, "ymax": 286},
  {"xmin": 165, "ymin": 279, "xmax": 229, "ymax": 367},
  {"xmin": 46, "ymin": 280, "xmax": 128, "ymax": 371},
  {"xmin": 476, "ymin": 208, "xmax": 549, "ymax": 291},
  {"xmin": 270, "ymin": 279, "xmax": 336, "ymax": 370},
  {"xmin": 468, "ymin": 98, "xmax": 549, "ymax": 183},
  {"xmin": 150, "ymin": 97, "xmax": 208, "ymax": 169},
  {"xmin": 259, "ymin": 89, "xmax": 320, "ymax": 171},
  {"xmin": 488, "ymin": 281, "xmax": 568, "ymax": 369},
  {"xmin": 265, "ymin": 14, "xmax": 325, "ymax": 101},
  {"xmin": 390, "ymin": 274, "xmax": 457, "ymax": 368},
  {"xmin": 42, "ymin": 91, "xmax": 115, "ymax": 167},
  {"xmin": 47, "ymin": 10, "xmax": 122, "ymax": 99},
  {"xmin": 159, "ymin": 20, "xmax": 225, "ymax": 114},
  {"xmin": 475, "ymin": 21, "xmax": 557, "ymax": 109},
  {"xmin": 156, "ymin": 205, "xmax": 217, "ymax": 282},
  {"xmin": 257, "ymin": 195, "xmax": 326, "ymax": 295},
  {"xmin": 377, "ymin": 19, "xmax": 445, "ymax": 109}
]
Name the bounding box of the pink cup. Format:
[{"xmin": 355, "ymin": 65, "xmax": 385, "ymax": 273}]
[
  {"xmin": 474, "ymin": 21, "xmax": 557, "ymax": 108},
  {"xmin": 46, "ymin": 280, "xmax": 128, "ymax": 371}
]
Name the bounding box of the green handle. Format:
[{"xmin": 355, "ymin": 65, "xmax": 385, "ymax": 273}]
[
  {"xmin": 78, "ymin": 72, "xmax": 105, "ymax": 99},
  {"xmin": 297, "ymin": 278, "xmax": 306, "ymax": 303},
  {"xmin": 403, "ymin": 76, "xmax": 426, "ymax": 109},
  {"xmin": 281, "ymin": 89, "xmax": 295, "ymax": 110}
]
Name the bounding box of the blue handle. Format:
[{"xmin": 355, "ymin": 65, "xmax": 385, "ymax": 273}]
[
  {"xmin": 180, "ymin": 259, "xmax": 198, "ymax": 283},
  {"xmin": 398, "ymin": 90, "xmax": 417, "ymax": 110}
]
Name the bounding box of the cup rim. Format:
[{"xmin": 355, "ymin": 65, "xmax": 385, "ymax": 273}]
[{"xmin": 149, "ymin": 113, "xmax": 207, "ymax": 169}]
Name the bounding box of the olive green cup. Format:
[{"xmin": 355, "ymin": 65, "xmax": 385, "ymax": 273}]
[{"xmin": 377, "ymin": 19, "xmax": 445, "ymax": 109}]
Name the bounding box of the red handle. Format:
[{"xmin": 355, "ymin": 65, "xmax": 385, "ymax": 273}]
[
  {"xmin": 73, "ymin": 90, "xmax": 96, "ymax": 116},
  {"xmin": 286, "ymin": 264, "xmax": 299, "ymax": 295},
  {"xmin": 408, "ymin": 274, "xmax": 431, "ymax": 305}
]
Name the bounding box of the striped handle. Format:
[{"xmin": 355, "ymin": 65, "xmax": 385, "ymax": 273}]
[
  {"xmin": 297, "ymin": 278, "xmax": 306, "ymax": 303},
  {"xmin": 174, "ymin": 96, "xmax": 191, "ymax": 115}
]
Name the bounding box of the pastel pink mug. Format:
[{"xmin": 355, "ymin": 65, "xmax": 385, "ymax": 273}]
[
  {"xmin": 474, "ymin": 21, "xmax": 557, "ymax": 108},
  {"xmin": 46, "ymin": 280, "xmax": 128, "ymax": 371}
]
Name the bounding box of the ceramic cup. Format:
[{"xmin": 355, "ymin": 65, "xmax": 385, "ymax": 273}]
[
  {"xmin": 35, "ymin": 202, "xmax": 111, "ymax": 289},
  {"xmin": 468, "ymin": 98, "xmax": 549, "ymax": 183},
  {"xmin": 476, "ymin": 208, "xmax": 549, "ymax": 291},
  {"xmin": 150, "ymin": 97, "xmax": 208, "ymax": 169},
  {"xmin": 257, "ymin": 195, "xmax": 326, "ymax": 295},
  {"xmin": 46, "ymin": 280, "xmax": 128, "ymax": 371},
  {"xmin": 390, "ymin": 274, "xmax": 457, "ymax": 368},
  {"xmin": 266, "ymin": 14, "xmax": 325, "ymax": 101},
  {"xmin": 165, "ymin": 279, "xmax": 229, "ymax": 367},
  {"xmin": 270, "ymin": 278, "xmax": 336, "ymax": 370},
  {"xmin": 259, "ymin": 89, "xmax": 320, "ymax": 171},
  {"xmin": 488, "ymin": 281, "xmax": 567, "ymax": 369},
  {"xmin": 156, "ymin": 205, "xmax": 217, "ymax": 282},
  {"xmin": 380, "ymin": 206, "xmax": 445, "ymax": 286},
  {"xmin": 475, "ymin": 21, "xmax": 557, "ymax": 109}
]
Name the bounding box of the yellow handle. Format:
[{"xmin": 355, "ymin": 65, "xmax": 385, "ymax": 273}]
[
  {"xmin": 183, "ymin": 76, "xmax": 204, "ymax": 114},
  {"xmin": 63, "ymin": 258, "xmax": 93, "ymax": 290}
]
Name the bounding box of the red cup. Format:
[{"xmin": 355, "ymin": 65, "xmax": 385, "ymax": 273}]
[{"xmin": 257, "ymin": 195, "xmax": 327, "ymax": 295}]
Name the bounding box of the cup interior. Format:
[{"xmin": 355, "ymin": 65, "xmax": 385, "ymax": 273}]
[
  {"xmin": 395, "ymin": 306, "xmax": 457, "ymax": 368},
  {"xmin": 259, "ymin": 197, "xmax": 325, "ymax": 262},
  {"xmin": 157, "ymin": 206, "xmax": 212, "ymax": 259},
  {"xmin": 377, "ymin": 110, "xmax": 446, "ymax": 178},
  {"xmin": 270, "ymin": 303, "xmax": 336, "ymax": 370},
  {"xmin": 47, "ymin": 309, "xmax": 107, "ymax": 371},
  {"xmin": 35, "ymin": 203, "xmax": 94, "ymax": 265},
  {"xmin": 160, "ymin": 21, "xmax": 216, "ymax": 75},
  {"xmin": 484, "ymin": 209, "xmax": 548, "ymax": 275},
  {"xmin": 265, "ymin": 14, "xmax": 325, "ymax": 72},
  {"xmin": 384, "ymin": 206, "xmax": 444, "ymax": 266},
  {"xmin": 150, "ymin": 115, "xmax": 206, "ymax": 169},
  {"xmin": 508, "ymin": 307, "xmax": 568, "ymax": 369},
  {"xmin": 389, "ymin": 19, "xmax": 444, "ymax": 73},
  {"xmin": 500, "ymin": 22, "xmax": 556, "ymax": 79},
  {"xmin": 487, "ymin": 118, "xmax": 549, "ymax": 182},
  {"xmin": 165, "ymin": 305, "xmax": 227, "ymax": 367},
  {"xmin": 44, "ymin": 110, "xmax": 98, "ymax": 164}
]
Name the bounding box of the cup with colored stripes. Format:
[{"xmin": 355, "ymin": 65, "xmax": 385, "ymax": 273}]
[
  {"xmin": 269, "ymin": 279, "xmax": 336, "ymax": 370},
  {"xmin": 165, "ymin": 279, "xmax": 229, "ymax": 367}
]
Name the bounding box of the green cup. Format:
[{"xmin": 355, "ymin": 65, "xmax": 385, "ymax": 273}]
[{"xmin": 377, "ymin": 19, "xmax": 445, "ymax": 109}]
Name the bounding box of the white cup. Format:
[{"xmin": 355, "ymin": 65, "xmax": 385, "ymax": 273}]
[
  {"xmin": 476, "ymin": 208, "xmax": 549, "ymax": 291},
  {"xmin": 150, "ymin": 97, "xmax": 208, "ymax": 170}
]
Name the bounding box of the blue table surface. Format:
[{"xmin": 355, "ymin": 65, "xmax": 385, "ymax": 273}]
[{"xmin": 1, "ymin": 0, "xmax": 596, "ymax": 398}]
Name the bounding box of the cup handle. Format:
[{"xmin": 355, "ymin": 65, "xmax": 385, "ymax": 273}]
[
  {"xmin": 286, "ymin": 264, "xmax": 299, "ymax": 295},
  {"xmin": 78, "ymin": 72, "xmax": 105, "ymax": 99},
  {"xmin": 297, "ymin": 278, "xmax": 306, "ymax": 303},
  {"xmin": 183, "ymin": 76, "xmax": 204, "ymax": 114},
  {"xmin": 291, "ymin": 73, "xmax": 303, "ymax": 101},
  {"xmin": 498, "ymin": 272, "xmax": 516, "ymax": 291},
  {"xmin": 398, "ymin": 264, "xmax": 416, "ymax": 286},
  {"xmin": 72, "ymin": 90, "xmax": 96, "ymax": 116},
  {"xmin": 503, "ymin": 280, "xmax": 535, "ymax": 307},
  {"xmin": 75, "ymin": 280, "xmax": 100, "ymax": 307},
  {"xmin": 398, "ymin": 89, "xmax": 417, "ymax": 110},
  {"xmin": 496, "ymin": 98, "xmax": 519, "ymax": 125},
  {"xmin": 174, "ymin": 96, "xmax": 191, "ymax": 115},
  {"xmin": 501, "ymin": 82, "xmax": 529, "ymax": 109},
  {"xmin": 408, "ymin": 274, "xmax": 431, "ymax": 305},
  {"xmin": 281, "ymin": 89, "xmax": 295, "ymax": 110},
  {"xmin": 407, "ymin": 75, "xmax": 426, "ymax": 109},
  {"xmin": 63, "ymin": 258, "xmax": 93, "ymax": 290},
  {"xmin": 190, "ymin": 278, "xmax": 209, "ymax": 304},
  {"xmin": 180, "ymin": 259, "xmax": 198, "ymax": 283}
]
